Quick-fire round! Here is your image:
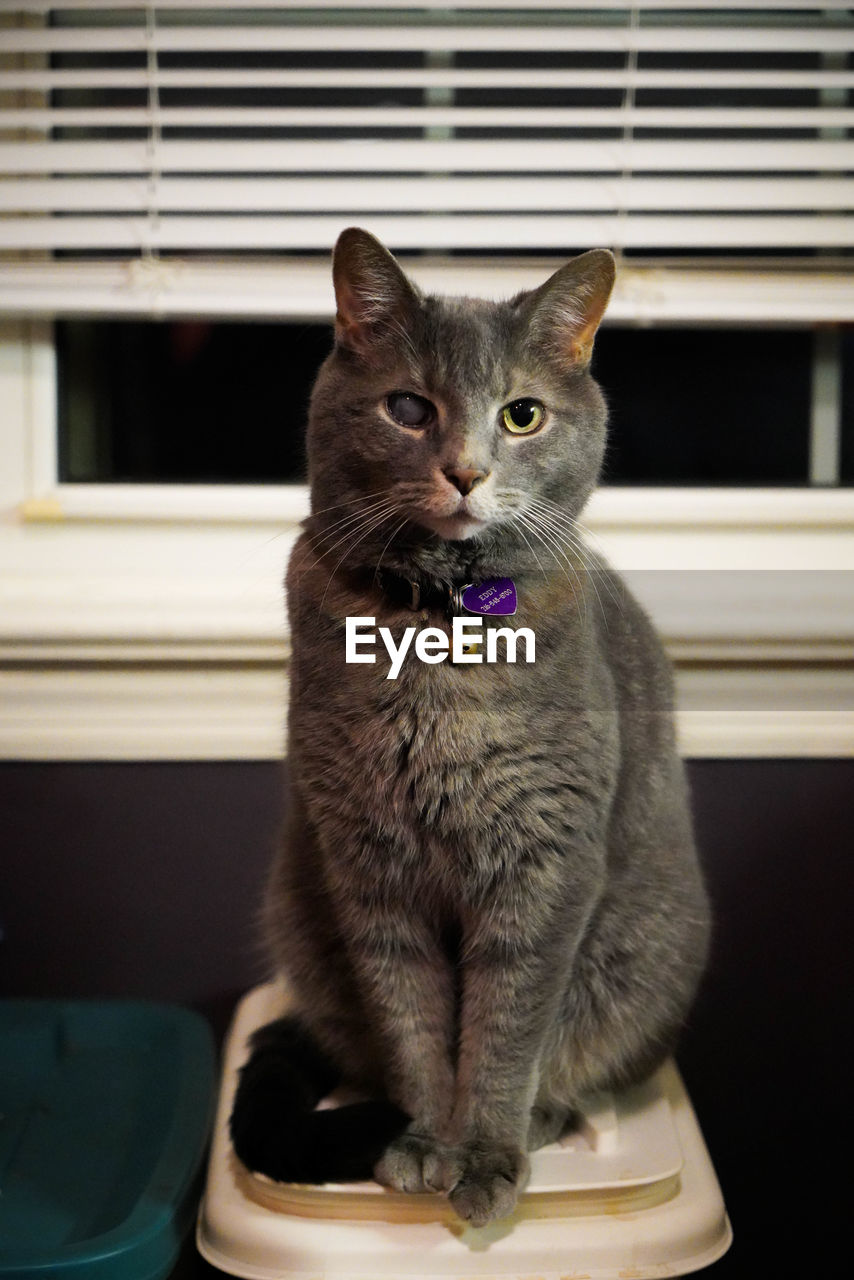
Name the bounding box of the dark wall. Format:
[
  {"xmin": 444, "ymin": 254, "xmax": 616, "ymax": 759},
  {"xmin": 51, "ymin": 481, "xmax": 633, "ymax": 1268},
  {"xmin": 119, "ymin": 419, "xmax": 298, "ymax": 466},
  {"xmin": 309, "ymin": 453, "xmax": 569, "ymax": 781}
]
[
  {"xmin": 0, "ymin": 761, "xmax": 282, "ymax": 1007},
  {"xmin": 1, "ymin": 758, "xmax": 851, "ymax": 1275}
]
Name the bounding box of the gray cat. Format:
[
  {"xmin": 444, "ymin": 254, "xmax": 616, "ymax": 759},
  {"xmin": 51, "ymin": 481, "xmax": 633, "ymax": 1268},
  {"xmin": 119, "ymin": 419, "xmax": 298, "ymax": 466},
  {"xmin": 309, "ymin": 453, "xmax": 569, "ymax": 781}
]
[{"xmin": 229, "ymin": 227, "xmax": 710, "ymax": 1227}]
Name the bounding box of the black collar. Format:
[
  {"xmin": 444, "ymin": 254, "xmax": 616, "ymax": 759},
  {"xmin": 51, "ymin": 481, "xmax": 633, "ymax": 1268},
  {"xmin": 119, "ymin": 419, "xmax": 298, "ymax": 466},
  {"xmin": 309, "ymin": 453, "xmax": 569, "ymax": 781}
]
[{"xmin": 375, "ymin": 569, "xmax": 464, "ymax": 618}]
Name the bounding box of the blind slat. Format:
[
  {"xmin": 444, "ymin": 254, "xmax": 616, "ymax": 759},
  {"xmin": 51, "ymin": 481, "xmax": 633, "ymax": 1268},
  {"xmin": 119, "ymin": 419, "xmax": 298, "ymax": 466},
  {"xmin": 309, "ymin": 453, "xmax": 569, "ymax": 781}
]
[
  {"xmin": 6, "ymin": 0, "xmax": 852, "ymax": 11},
  {"xmin": 4, "ymin": 139, "xmax": 852, "ymax": 176},
  {"xmin": 5, "ymin": 68, "xmax": 854, "ymax": 92},
  {"xmin": 9, "ymin": 106, "xmax": 854, "ymax": 131},
  {"xmin": 3, "ymin": 214, "xmax": 852, "ymax": 253},
  {"xmin": 4, "ymin": 26, "xmax": 853, "ymax": 54},
  {"xmin": 6, "ymin": 176, "xmax": 852, "ymax": 215}
]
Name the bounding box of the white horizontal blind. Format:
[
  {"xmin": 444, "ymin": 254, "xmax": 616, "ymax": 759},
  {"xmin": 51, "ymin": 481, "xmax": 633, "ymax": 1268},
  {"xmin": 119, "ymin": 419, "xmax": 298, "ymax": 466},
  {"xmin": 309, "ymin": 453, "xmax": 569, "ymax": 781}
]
[{"xmin": 1, "ymin": 1, "xmax": 853, "ymax": 264}]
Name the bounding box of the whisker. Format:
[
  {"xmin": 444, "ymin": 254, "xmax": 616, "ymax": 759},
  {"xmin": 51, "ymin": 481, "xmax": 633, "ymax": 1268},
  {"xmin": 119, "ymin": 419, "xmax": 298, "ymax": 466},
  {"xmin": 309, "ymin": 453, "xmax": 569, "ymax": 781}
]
[
  {"xmin": 317, "ymin": 504, "xmax": 402, "ymax": 618},
  {"xmin": 525, "ymin": 504, "xmax": 615, "ymax": 628},
  {"xmin": 526, "ymin": 503, "xmax": 599, "ymax": 592},
  {"xmin": 308, "ymin": 488, "xmax": 395, "ymax": 520},
  {"xmin": 526, "ymin": 498, "xmax": 623, "ymax": 616},
  {"xmin": 524, "ymin": 497, "xmax": 591, "ymax": 558},
  {"xmin": 319, "ymin": 502, "xmax": 400, "ymax": 568},
  {"xmin": 307, "ymin": 497, "xmax": 401, "ymax": 569},
  {"xmin": 290, "ymin": 497, "xmax": 399, "ymax": 603},
  {"xmin": 525, "ymin": 502, "xmax": 592, "ymax": 571},
  {"xmin": 374, "ymin": 516, "xmax": 411, "ymax": 584},
  {"xmin": 514, "ymin": 509, "xmax": 588, "ymax": 625},
  {"xmin": 517, "ymin": 502, "xmax": 600, "ymax": 618},
  {"xmin": 509, "ymin": 512, "xmax": 551, "ymax": 580},
  {"xmin": 495, "ymin": 488, "xmax": 591, "ymax": 606},
  {"xmin": 312, "ymin": 494, "xmax": 400, "ymax": 542}
]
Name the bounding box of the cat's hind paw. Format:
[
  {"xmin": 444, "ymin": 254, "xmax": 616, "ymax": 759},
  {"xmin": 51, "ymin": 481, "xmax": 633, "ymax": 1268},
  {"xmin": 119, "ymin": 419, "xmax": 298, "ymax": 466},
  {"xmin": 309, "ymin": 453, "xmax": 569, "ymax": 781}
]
[{"xmin": 527, "ymin": 1101, "xmax": 580, "ymax": 1150}]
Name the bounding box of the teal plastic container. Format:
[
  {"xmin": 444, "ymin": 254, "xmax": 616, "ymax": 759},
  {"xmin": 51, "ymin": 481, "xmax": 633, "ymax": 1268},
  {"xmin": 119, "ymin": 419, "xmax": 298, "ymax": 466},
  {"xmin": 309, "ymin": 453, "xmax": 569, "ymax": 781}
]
[{"xmin": 0, "ymin": 1000, "xmax": 216, "ymax": 1280}]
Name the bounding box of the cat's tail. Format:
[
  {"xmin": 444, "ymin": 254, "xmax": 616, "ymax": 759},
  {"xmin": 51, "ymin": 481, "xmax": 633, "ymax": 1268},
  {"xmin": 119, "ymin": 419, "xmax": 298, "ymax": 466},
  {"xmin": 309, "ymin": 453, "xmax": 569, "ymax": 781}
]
[{"xmin": 228, "ymin": 1015, "xmax": 409, "ymax": 1183}]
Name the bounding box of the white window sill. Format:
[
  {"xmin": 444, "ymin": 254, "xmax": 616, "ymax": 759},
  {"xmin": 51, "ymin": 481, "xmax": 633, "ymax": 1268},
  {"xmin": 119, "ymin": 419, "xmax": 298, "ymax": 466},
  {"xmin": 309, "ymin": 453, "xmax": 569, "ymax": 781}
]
[
  {"xmin": 2, "ymin": 484, "xmax": 853, "ymax": 761},
  {"xmin": 4, "ymin": 483, "xmax": 854, "ymax": 652}
]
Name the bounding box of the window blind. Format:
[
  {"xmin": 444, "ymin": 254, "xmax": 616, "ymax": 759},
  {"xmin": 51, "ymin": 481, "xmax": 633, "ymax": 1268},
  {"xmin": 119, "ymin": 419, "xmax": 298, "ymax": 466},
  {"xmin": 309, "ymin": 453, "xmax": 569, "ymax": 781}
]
[{"xmin": 1, "ymin": 1, "xmax": 852, "ymax": 311}]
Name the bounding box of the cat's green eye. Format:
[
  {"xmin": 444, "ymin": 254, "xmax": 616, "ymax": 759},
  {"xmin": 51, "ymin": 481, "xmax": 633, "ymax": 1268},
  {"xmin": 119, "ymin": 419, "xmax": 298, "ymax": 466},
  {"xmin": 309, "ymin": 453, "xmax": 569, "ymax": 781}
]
[
  {"xmin": 502, "ymin": 399, "xmax": 545, "ymax": 435},
  {"xmin": 386, "ymin": 391, "xmax": 435, "ymax": 430}
]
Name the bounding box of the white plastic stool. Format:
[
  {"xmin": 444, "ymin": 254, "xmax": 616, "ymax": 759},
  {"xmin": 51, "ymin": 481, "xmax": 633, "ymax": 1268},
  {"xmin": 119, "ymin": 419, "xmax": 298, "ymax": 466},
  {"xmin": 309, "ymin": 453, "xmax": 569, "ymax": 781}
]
[{"xmin": 197, "ymin": 982, "xmax": 732, "ymax": 1279}]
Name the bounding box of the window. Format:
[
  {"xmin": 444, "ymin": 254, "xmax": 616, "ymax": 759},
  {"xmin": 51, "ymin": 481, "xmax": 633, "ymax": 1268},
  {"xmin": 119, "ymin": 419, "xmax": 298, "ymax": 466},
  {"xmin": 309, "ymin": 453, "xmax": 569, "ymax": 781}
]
[
  {"xmin": 2, "ymin": 2, "xmax": 853, "ymax": 760},
  {"xmin": 55, "ymin": 317, "xmax": 851, "ymax": 488},
  {"xmin": 56, "ymin": 319, "xmax": 320, "ymax": 484}
]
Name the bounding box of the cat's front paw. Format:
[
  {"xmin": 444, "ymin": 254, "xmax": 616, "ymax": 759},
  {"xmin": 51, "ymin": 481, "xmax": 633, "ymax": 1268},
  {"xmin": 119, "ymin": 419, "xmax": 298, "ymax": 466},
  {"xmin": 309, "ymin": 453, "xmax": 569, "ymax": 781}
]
[
  {"xmin": 374, "ymin": 1131, "xmax": 448, "ymax": 1195},
  {"xmin": 446, "ymin": 1141, "xmax": 530, "ymax": 1227}
]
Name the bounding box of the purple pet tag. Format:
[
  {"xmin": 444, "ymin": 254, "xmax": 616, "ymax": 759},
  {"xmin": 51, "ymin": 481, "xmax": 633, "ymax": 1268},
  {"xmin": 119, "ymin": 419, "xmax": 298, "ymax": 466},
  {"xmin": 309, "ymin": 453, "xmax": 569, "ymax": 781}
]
[{"xmin": 461, "ymin": 577, "xmax": 517, "ymax": 617}]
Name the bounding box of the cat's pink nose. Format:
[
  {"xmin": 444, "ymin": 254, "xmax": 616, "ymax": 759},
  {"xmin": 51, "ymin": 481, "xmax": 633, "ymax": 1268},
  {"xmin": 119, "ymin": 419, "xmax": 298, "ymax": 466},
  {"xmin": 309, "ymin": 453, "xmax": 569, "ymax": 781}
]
[{"xmin": 444, "ymin": 465, "xmax": 489, "ymax": 495}]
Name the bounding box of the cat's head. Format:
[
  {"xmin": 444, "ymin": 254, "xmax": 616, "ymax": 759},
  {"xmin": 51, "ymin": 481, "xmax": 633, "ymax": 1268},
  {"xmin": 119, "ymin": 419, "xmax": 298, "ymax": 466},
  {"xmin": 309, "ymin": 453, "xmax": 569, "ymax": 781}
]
[{"xmin": 306, "ymin": 228, "xmax": 614, "ymax": 577}]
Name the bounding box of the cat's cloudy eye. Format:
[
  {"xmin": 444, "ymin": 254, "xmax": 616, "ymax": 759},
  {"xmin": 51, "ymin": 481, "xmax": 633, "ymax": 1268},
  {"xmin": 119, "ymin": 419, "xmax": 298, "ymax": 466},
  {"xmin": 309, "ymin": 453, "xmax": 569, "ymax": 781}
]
[
  {"xmin": 502, "ymin": 398, "xmax": 545, "ymax": 435},
  {"xmin": 386, "ymin": 391, "xmax": 435, "ymax": 430}
]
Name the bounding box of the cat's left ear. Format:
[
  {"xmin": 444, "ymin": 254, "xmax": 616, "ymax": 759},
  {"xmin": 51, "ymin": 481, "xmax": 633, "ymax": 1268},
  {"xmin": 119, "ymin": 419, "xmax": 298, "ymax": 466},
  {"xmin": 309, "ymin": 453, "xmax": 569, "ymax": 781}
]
[
  {"xmin": 517, "ymin": 249, "xmax": 616, "ymax": 368},
  {"xmin": 332, "ymin": 227, "xmax": 420, "ymax": 359}
]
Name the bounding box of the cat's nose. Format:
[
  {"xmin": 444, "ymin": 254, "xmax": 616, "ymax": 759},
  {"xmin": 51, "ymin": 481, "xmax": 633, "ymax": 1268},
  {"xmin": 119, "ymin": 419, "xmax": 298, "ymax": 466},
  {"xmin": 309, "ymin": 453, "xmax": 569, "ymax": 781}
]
[{"xmin": 444, "ymin": 465, "xmax": 489, "ymax": 495}]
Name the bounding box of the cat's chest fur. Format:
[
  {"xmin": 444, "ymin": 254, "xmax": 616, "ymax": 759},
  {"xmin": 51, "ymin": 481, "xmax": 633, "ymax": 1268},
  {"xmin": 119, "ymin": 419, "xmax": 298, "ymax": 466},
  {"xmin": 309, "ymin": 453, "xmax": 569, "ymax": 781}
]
[{"xmin": 288, "ymin": 541, "xmax": 618, "ymax": 895}]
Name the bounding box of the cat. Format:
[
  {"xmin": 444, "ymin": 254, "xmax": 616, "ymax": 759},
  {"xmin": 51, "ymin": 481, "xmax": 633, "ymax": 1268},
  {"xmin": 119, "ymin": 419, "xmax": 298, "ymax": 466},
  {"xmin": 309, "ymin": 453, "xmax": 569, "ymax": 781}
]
[{"xmin": 229, "ymin": 227, "xmax": 710, "ymax": 1227}]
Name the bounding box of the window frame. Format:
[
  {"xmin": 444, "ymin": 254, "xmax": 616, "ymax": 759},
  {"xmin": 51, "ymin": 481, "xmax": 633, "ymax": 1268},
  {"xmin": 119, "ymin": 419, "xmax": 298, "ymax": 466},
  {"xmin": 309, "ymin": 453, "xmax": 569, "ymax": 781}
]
[{"xmin": 2, "ymin": 310, "xmax": 854, "ymax": 761}]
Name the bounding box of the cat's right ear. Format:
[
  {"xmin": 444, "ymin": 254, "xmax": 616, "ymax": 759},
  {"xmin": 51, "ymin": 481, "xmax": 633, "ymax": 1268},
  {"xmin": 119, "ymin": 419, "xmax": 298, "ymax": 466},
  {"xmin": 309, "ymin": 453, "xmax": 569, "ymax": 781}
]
[
  {"xmin": 516, "ymin": 248, "xmax": 616, "ymax": 369},
  {"xmin": 332, "ymin": 227, "xmax": 420, "ymax": 359}
]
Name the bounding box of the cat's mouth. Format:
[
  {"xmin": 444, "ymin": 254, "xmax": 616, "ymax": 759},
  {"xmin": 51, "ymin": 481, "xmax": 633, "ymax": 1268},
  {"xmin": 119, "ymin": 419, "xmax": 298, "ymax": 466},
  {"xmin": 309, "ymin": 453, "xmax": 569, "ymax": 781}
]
[
  {"xmin": 418, "ymin": 495, "xmax": 490, "ymax": 542},
  {"xmin": 426, "ymin": 512, "xmax": 487, "ymax": 542}
]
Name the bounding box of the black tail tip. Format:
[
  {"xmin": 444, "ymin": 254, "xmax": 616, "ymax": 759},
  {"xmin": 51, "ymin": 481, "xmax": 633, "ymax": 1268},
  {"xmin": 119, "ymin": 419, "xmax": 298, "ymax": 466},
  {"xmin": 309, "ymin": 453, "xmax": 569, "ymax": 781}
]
[{"xmin": 228, "ymin": 1015, "xmax": 409, "ymax": 1184}]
